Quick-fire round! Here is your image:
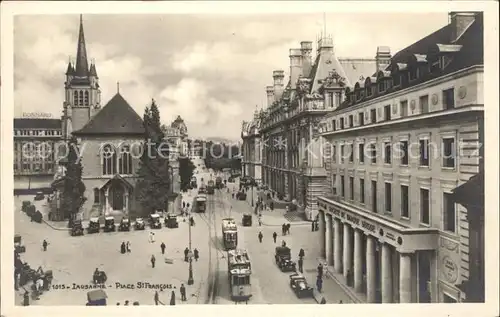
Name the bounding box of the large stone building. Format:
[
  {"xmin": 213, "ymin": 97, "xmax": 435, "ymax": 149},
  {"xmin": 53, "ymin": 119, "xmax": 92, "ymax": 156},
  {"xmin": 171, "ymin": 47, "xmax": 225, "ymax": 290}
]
[
  {"xmin": 14, "ymin": 118, "xmax": 63, "ymax": 192},
  {"xmin": 257, "ymin": 37, "xmax": 387, "ymax": 220},
  {"xmin": 241, "ymin": 109, "xmax": 263, "ymax": 182},
  {"xmin": 316, "ymin": 12, "xmax": 483, "ymax": 303}
]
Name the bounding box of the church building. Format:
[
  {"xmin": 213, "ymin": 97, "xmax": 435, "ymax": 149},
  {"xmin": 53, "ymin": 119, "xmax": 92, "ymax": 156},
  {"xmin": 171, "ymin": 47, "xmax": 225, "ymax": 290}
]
[{"xmin": 52, "ymin": 16, "xmax": 145, "ymax": 220}]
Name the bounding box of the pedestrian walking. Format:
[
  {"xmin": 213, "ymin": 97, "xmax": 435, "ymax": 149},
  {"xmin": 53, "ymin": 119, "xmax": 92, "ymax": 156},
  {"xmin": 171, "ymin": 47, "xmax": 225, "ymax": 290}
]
[
  {"xmin": 154, "ymin": 291, "xmax": 160, "ymax": 305},
  {"xmin": 151, "ymin": 232, "xmax": 156, "ymax": 243},
  {"xmin": 311, "ymin": 221, "xmax": 315, "ymax": 232},
  {"xmin": 298, "ymin": 248, "xmax": 305, "ymax": 259},
  {"xmin": 258, "ymin": 216, "xmax": 262, "ymax": 226},
  {"xmin": 160, "ymin": 242, "xmax": 166, "ymax": 255},
  {"xmin": 126, "ymin": 241, "xmax": 131, "ymax": 252},
  {"xmin": 298, "ymin": 257, "xmax": 304, "ymax": 273},
  {"xmin": 184, "ymin": 247, "xmax": 189, "ymax": 262},
  {"xmin": 124, "ymin": 300, "xmax": 129, "ymax": 306},
  {"xmin": 120, "ymin": 242, "xmax": 126, "ymax": 254},
  {"xmin": 272, "ymin": 232, "xmax": 277, "ymax": 243},
  {"xmin": 317, "ymin": 263, "xmax": 324, "ymax": 278},
  {"xmin": 149, "ymin": 232, "xmax": 154, "ymax": 243},
  {"xmin": 282, "ymin": 240, "xmax": 287, "ymax": 247},
  {"xmin": 316, "ymin": 276, "xmax": 323, "ymax": 293},
  {"xmin": 287, "ymin": 223, "xmax": 291, "ymax": 234},
  {"xmin": 180, "ymin": 284, "xmax": 187, "ymax": 301},
  {"xmin": 281, "ymin": 224, "xmax": 286, "ymax": 236},
  {"xmin": 258, "ymin": 231, "xmax": 263, "ymax": 243},
  {"xmin": 42, "ymin": 239, "xmax": 48, "ymax": 251},
  {"xmin": 183, "ymin": 201, "xmax": 186, "ymax": 209},
  {"xmin": 194, "ymin": 248, "xmax": 199, "ymax": 261},
  {"xmin": 23, "ymin": 290, "xmax": 30, "ymax": 306},
  {"xmin": 187, "ymin": 202, "xmax": 190, "ymax": 209},
  {"xmin": 190, "ymin": 216, "xmax": 195, "ymax": 226},
  {"xmin": 151, "ymin": 255, "xmax": 156, "ymax": 268}
]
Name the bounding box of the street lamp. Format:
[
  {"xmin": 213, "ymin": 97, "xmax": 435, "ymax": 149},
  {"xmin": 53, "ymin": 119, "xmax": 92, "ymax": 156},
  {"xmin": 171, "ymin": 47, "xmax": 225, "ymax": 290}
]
[{"xmin": 187, "ymin": 212, "xmax": 194, "ymax": 285}]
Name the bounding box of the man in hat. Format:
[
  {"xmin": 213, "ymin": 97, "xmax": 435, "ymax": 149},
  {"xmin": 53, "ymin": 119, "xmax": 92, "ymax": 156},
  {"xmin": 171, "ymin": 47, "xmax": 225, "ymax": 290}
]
[
  {"xmin": 180, "ymin": 284, "xmax": 187, "ymax": 301},
  {"xmin": 151, "ymin": 255, "xmax": 156, "ymax": 268},
  {"xmin": 160, "ymin": 242, "xmax": 166, "ymax": 255}
]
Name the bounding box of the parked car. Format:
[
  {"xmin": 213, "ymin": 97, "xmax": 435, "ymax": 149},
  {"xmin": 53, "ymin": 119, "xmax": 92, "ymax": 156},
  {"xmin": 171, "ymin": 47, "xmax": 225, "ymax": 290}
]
[
  {"xmin": 149, "ymin": 213, "xmax": 162, "ymax": 229},
  {"xmin": 119, "ymin": 217, "xmax": 130, "ymax": 231},
  {"xmin": 164, "ymin": 214, "xmax": 179, "ymax": 228},
  {"xmin": 70, "ymin": 220, "xmax": 84, "ymax": 236},
  {"xmin": 289, "ymin": 273, "xmax": 314, "ymax": 298},
  {"xmin": 275, "ymin": 246, "xmax": 296, "ymax": 272},
  {"xmin": 34, "ymin": 192, "xmax": 45, "ymax": 201},
  {"xmin": 103, "ymin": 216, "xmax": 115, "ymax": 232},
  {"xmin": 88, "ymin": 217, "xmax": 100, "ymax": 234},
  {"xmin": 135, "ymin": 218, "xmax": 145, "ymax": 230},
  {"xmin": 242, "ymin": 213, "xmax": 252, "ymax": 226},
  {"xmin": 86, "ymin": 290, "xmax": 107, "ymax": 306}
]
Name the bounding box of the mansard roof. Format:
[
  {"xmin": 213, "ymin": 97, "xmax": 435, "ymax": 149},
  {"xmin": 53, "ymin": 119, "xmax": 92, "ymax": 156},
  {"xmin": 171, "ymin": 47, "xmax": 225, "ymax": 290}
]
[
  {"xmin": 308, "ymin": 49, "xmax": 350, "ymax": 92},
  {"xmin": 73, "ymin": 93, "xmax": 145, "ymax": 136}
]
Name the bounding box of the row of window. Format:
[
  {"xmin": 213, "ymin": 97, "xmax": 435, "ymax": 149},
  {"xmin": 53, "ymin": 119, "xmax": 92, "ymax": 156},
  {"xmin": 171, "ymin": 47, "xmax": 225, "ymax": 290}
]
[
  {"xmin": 332, "ymin": 136, "xmax": 456, "ymax": 169},
  {"xmin": 14, "ymin": 163, "xmax": 54, "ymax": 173},
  {"xmin": 333, "ymin": 174, "xmax": 456, "ymax": 233},
  {"xmin": 328, "ymin": 87, "xmax": 455, "ymax": 132},
  {"xmin": 14, "ymin": 130, "xmax": 61, "ymax": 136},
  {"xmin": 73, "ymin": 90, "xmax": 90, "ymax": 107},
  {"xmin": 345, "ymin": 56, "xmax": 447, "ymax": 105}
]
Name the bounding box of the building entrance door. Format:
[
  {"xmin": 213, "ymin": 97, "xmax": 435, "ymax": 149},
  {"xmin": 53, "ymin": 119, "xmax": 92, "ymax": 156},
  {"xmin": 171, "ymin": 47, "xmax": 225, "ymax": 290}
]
[{"xmin": 112, "ymin": 183, "xmax": 124, "ymax": 210}]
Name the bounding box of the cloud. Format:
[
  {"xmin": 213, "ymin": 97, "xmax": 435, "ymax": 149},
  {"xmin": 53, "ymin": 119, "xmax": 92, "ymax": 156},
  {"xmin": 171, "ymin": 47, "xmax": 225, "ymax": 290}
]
[{"xmin": 13, "ymin": 13, "xmax": 449, "ymax": 140}]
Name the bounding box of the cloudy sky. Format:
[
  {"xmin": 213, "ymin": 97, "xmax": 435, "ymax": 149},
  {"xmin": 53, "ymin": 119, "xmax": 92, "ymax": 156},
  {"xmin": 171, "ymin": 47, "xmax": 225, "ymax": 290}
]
[{"xmin": 14, "ymin": 13, "xmax": 449, "ymax": 140}]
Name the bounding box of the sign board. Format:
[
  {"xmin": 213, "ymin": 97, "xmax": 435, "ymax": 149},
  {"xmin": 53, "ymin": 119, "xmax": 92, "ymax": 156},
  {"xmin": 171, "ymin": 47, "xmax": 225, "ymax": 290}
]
[{"xmin": 22, "ymin": 112, "xmax": 53, "ymax": 118}]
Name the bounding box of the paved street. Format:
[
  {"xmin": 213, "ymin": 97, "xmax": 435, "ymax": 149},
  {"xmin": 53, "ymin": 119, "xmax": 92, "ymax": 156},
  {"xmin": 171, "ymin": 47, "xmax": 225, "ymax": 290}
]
[{"xmin": 14, "ymin": 195, "xmax": 211, "ymax": 306}]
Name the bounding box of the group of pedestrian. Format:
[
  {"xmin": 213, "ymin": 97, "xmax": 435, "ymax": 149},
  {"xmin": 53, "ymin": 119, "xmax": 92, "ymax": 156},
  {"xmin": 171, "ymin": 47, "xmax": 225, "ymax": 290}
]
[
  {"xmin": 154, "ymin": 285, "xmax": 187, "ymax": 305},
  {"xmin": 183, "ymin": 247, "xmax": 199, "ymax": 262},
  {"xmin": 281, "ymin": 223, "xmax": 291, "ymax": 235},
  {"xmin": 120, "ymin": 241, "xmax": 131, "ymax": 254}
]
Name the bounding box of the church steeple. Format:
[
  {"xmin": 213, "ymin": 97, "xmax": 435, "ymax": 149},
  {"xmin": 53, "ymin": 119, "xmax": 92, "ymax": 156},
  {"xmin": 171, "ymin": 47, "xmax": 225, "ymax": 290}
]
[{"xmin": 74, "ymin": 14, "xmax": 89, "ymax": 77}]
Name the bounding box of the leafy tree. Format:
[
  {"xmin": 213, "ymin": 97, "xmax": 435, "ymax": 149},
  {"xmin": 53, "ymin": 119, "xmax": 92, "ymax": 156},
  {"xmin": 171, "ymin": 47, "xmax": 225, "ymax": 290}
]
[
  {"xmin": 135, "ymin": 99, "xmax": 171, "ymax": 216},
  {"xmin": 61, "ymin": 136, "xmax": 87, "ymax": 227},
  {"xmin": 178, "ymin": 157, "xmax": 196, "ymax": 191}
]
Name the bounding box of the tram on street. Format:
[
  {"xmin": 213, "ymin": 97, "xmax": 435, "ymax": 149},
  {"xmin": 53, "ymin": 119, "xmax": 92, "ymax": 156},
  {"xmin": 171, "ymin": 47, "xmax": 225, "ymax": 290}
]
[
  {"xmin": 221, "ymin": 218, "xmax": 238, "ymax": 250},
  {"xmin": 207, "ymin": 180, "xmax": 215, "ymax": 194},
  {"xmin": 195, "ymin": 194, "xmax": 207, "ymax": 213},
  {"xmin": 227, "ymin": 249, "xmax": 252, "ymax": 303}
]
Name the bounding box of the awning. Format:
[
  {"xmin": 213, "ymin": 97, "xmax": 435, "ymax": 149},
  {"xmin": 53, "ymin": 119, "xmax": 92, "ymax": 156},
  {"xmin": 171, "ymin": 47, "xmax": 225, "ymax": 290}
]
[{"xmin": 452, "ymin": 171, "xmax": 484, "ymax": 209}]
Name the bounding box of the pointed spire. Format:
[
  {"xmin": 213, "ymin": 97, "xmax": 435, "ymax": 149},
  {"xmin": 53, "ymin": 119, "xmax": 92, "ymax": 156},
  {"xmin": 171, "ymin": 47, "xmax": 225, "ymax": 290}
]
[
  {"xmin": 74, "ymin": 14, "xmax": 89, "ymax": 77},
  {"xmin": 89, "ymin": 58, "xmax": 98, "ymax": 77},
  {"xmin": 117, "ymin": 82, "xmax": 120, "ymax": 94},
  {"xmin": 65, "ymin": 57, "xmax": 74, "ymax": 75}
]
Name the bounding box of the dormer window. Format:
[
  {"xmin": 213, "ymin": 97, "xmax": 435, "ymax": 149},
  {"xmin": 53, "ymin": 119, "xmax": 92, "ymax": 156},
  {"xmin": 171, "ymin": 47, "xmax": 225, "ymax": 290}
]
[
  {"xmin": 366, "ymin": 86, "xmax": 372, "ymax": 97},
  {"xmin": 378, "ymin": 80, "xmax": 385, "ymax": 93},
  {"xmin": 393, "ymin": 74, "xmax": 401, "ymax": 87},
  {"xmin": 409, "ymin": 67, "xmax": 419, "ymax": 81}
]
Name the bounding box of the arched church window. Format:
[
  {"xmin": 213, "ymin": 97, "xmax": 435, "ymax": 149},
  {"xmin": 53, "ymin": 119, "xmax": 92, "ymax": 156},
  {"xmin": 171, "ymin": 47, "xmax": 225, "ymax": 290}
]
[
  {"xmin": 84, "ymin": 91, "xmax": 89, "ymax": 105},
  {"xmin": 118, "ymin": 144, "xmax": 133, "ymax": 175},
  {"xmin": 73, "ymin": 91, "xmax": 78, "ymax": 106},
  {"xmin": 101, "ymin": 144, "xmax": 117, "ymax": 175},
  {"xmin": 93, "ymin": 188, "xmax": 100, "ymax": 204},
  {"xmin": 78, "ymin": 90, "xmax": 84, "ymax": 106}
]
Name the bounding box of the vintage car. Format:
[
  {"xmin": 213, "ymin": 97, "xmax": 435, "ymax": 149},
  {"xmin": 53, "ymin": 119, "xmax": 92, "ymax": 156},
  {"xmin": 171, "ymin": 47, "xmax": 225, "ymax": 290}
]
[
  {"xmin": 103, "ymin": 216, "xmax": 116, "ymax": 232},
  {"xmin": 87, "ymin": 217, "xmax": 100, "ymax": 233},
  {"xmin": 31, "ymin": 210, "xmax": 43, "ymax": 223},
  {"xmin": 70, "ymin": 220, "xmax": 85, "ymax": 236},
  {"xmin": 119, "ymin": 217, "xmax": 131, "ymax": 231},
  {"xmin": 242, "ymin": 213, "xmax": 252, "ymax": 227},
  {"xmin": 236, "ymin": 191, "xmax": 247, "ymax": 200},
  {"xmin": 275, "ymin": 246, "xmax": 296, "ymax": 272},
  {"xmin": 289, "ymin": 273, "xmax": 314, "ymax": 298},
  {"xmin": 14, "ymin": 234, "xmax": 26, "ymax": 253},
  {"xmin": 164, "ymin": 214, "xmax": 179, "ymax": 228},
  {"xmin": 34, "ymin": 191, "xmax": 45, "ymax": 201},
  {"xmin": 86, "ymin": 289, "xmax": 107, "ymax": 306},
  {"xmin": 135, "ymin": 218, "xmax": 145, "ymax": 230},
  {"xmin": 149, "ymin": 213, "xmax": 162, "ymax": 229}
]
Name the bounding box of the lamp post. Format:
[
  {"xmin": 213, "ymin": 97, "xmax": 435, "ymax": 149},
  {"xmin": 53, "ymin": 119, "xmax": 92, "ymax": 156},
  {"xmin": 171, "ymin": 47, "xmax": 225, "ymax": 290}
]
[{"xmin": 251, "ymin": 185, "xmax": 254, "ymax": 207}]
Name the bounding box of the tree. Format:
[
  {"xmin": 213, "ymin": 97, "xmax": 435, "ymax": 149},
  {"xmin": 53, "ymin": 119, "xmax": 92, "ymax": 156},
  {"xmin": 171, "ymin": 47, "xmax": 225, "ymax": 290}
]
[
  {"xmin": 178, "ymin": 157, "xmax": 196, "ymax": 191},
  {"xmin": 61, "ymin": 136, "xmax": 86, "ymax": 227},
  {"xmin": 135, "ymin": 99, "xmax": 171, "ymax": 216}
]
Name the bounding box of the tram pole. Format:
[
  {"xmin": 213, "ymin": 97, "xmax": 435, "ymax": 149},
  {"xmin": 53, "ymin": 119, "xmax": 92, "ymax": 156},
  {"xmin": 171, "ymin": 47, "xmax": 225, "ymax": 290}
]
[{"xmin": 188, "ymin": 208, "xmax": 194, "ymax": 285}]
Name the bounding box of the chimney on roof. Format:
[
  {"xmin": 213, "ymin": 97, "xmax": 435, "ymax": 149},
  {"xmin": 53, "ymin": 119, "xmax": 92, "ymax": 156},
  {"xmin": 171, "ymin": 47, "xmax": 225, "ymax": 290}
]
[
  {"xmin": 375, "ymin": 46, "xmax": 391, "ymax": 72},
  {"xmin": 272, "ymin": 70, "xmax": 285, "ymax": 102},
  {"xmin": 266, "ymin": 86, "xmax": 274, "ymax": 108},
  {"xmin": 317, "ymin": 36, "xmax": 334, "ymax": 54},
  {"xmin": 300, "ymin": 41, "xmax": 313, "ymax": 76},
  {"xmin": 289, "ymin": 48, "xmax": 303, "ymax": 90},
  {"xmin": 449, "ymin": 12, "xmax": 476, "ymax": 43}
]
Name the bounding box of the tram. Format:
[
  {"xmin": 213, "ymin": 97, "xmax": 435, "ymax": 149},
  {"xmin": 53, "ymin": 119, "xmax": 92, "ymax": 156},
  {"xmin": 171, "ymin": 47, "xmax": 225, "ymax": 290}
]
[
  {"xmin": 221, "ymin": 218, "xmax": 238, "ymax": 250},
  {"xmin": 227, "ymin": 249, "xmax": 252, "ymax": 302},
  {"xmin": 195, "ymin": 194, "xmax": 207, "ymax": 213}
]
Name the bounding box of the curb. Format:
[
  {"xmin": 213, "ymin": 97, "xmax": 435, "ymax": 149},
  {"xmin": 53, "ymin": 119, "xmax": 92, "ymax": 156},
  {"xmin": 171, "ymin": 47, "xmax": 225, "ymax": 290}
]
[{"xmin": 42, "ymin": 219, "xmax": 69, "ymax": 231}]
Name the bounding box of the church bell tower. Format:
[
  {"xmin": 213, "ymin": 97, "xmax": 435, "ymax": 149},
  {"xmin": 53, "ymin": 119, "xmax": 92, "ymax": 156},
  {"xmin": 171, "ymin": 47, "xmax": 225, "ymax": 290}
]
[{"xmin": 62, "ymin": 14, "xmax": 102, "ymax": 139}]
